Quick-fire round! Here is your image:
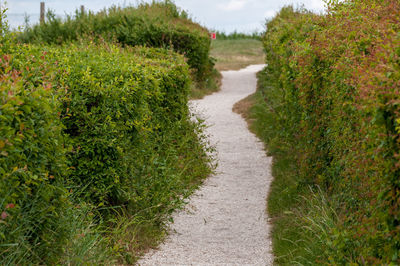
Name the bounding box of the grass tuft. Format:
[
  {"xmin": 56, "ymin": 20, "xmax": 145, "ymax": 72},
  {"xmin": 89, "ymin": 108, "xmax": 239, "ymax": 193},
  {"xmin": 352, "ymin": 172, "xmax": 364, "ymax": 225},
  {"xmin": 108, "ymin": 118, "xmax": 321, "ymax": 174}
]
[{"xmin": 190, "ymin": 68, "xmax": 222, "ymax": 99}]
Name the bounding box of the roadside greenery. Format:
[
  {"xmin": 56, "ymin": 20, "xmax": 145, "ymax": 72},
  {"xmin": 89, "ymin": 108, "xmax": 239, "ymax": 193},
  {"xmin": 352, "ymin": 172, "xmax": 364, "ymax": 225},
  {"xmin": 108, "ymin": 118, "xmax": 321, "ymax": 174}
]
[
  {"xmin": 254, "ymin": 1, "xmax": 400, "ymax": 264},
  {"xmin": 0, "ymin": 5, "xmax": 214, "ymax": 264}
]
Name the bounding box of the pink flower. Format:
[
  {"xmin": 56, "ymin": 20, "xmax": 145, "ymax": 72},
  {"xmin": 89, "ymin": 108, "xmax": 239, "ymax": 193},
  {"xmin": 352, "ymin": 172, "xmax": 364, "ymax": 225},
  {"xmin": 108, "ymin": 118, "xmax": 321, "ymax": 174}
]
[{"xmin": 1, "ymin": 212, "xmax": 8, "ymax": 220}]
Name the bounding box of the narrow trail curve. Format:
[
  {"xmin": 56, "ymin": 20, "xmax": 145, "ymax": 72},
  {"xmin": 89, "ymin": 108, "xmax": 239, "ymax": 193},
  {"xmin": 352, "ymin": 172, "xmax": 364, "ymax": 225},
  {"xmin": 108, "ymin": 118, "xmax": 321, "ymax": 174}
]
[{"xmin": 139, "ymin": 64, "xmax": 273, "ymax": 265}]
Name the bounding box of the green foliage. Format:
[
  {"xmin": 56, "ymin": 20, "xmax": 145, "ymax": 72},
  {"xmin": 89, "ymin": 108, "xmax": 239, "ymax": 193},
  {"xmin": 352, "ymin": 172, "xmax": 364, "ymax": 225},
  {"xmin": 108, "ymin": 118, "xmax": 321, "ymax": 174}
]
[
  {"xmin": 53, "ymin": 43, "xmax": 213, "ymax": 223},
  {"xmin": 1, "ymin": 14, "xmax": 213, "ymax": 263},
  {"xmin": 52, "ymin": 44, "xmax": 192, "ymax": 207},
  {"xmin": 0, "ymin": 40, "xmax": 70, "ymax": 264},
  {"xmin": 257, "ymin": 1, "xmax": 400, "ymax": 264},
  {"xmin": 18, "ymin": 1, "xmax": 214, "ymax": 82},
  {"xmin": 0, "ymin": 35, "xmax": 111, "ymax": 264}
]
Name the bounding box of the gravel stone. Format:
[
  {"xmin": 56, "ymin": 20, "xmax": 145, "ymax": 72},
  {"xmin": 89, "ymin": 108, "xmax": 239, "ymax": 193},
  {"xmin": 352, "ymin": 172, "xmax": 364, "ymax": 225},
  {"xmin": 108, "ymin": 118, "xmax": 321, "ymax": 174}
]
[{"xmin": 138, "ymin": 64, "xmax": 273, "ymax": 266}]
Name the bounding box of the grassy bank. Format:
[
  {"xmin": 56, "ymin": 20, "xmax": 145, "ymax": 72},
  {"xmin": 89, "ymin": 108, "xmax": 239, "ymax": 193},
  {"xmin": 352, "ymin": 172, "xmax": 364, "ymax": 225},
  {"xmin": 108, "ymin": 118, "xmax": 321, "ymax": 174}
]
[
  {"xmin": 189, "ymin": 69, "xmax": 221, "ymax": 99},
  {"xmin": 242, "ymin": 71, "xmax": 338, "ymax": 265}
]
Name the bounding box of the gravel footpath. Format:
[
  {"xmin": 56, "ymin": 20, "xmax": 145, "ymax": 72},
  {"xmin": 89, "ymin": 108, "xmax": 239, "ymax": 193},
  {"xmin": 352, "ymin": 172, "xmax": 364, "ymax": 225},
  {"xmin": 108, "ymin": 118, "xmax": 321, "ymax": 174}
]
[{"xmin": 138, "ymin": 64, "xmax": 273, "ymax": 265}]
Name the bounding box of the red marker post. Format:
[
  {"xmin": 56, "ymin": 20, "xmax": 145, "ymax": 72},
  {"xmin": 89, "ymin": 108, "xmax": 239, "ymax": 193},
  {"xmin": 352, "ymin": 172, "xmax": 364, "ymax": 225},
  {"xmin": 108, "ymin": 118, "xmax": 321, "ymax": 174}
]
[{"xmin": 210, "ymin": 32, "xmax": 217, "ymax": 40}]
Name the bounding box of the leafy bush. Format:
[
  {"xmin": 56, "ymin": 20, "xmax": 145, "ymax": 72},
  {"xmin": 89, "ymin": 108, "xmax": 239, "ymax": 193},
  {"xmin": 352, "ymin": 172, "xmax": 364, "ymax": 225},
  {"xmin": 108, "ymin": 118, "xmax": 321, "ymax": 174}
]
[
  {"xmin": 18, "ymin": 1, "xmax": 213, "ymax": 82},
  {"xmin": 258, "ymin": 1, "xmax": 400, "ymax": 264},
  {"xmin": 0, "ymin": 30, "xmax": 110, "ymax": 264},
  {"xmin": 1, "ymin": 33, "xmax": 213, "ymax": 263},
  {"xmin": 1, "ymin": 1, "xmax": 214, "ymax": 261},
  {"xmin": 52, "ymin": 43, "xmax": 203, "ymax": 210},
  {"xmin": 0, "ymin": 36, "xmax": 70, "ymax": 264}
]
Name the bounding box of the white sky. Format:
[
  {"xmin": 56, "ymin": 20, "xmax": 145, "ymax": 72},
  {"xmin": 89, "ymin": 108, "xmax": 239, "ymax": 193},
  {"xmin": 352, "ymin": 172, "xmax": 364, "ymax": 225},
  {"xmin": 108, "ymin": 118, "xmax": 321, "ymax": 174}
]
[{"xmin": 3, "ymin": 0, "xmax": 326, "ymax": 33}]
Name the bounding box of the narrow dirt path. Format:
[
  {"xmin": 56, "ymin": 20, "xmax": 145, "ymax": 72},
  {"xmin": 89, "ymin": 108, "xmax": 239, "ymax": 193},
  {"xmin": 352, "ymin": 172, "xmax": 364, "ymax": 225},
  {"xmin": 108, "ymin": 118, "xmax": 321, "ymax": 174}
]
[{"xmin": 138, "ymin": 64, "xmax": 273, "ymax": 265}]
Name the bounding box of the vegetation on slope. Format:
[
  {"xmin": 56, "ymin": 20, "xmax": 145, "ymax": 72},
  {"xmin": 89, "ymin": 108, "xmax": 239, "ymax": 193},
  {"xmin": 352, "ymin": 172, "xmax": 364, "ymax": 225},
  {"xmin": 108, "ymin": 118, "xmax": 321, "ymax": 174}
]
[{"xmin": 252, "ymin": 1, "xmax": 400, "ymax": 264}]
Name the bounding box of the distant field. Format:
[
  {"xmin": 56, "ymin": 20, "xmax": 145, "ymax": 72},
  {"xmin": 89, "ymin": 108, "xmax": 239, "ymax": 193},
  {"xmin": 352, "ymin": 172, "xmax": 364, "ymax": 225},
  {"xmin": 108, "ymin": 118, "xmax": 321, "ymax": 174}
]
[{"xmin": 210, "ymin": 39, "xmax": 265, "ymax": 71}]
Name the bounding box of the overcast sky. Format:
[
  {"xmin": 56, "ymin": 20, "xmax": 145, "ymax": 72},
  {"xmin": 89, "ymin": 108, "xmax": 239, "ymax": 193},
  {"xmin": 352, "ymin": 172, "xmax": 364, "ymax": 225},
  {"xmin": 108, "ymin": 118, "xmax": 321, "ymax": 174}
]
[{"xmin": 3, "ymin": 0, "xmax": 326, "ymax": 33}]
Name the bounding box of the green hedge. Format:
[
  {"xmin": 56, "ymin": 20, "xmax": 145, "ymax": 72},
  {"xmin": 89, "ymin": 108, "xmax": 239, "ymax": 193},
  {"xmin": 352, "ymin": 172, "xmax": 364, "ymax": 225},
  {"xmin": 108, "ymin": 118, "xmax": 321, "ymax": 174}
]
[
  {"xmin": 1, "ymin": 34, "xmax": 212, "ymax": 263},
  {"xmin": 18, "ymin": 1, "xmax": 213, "ymax": 82},
  {"xmin": 56, "ymin": 44, "xmax": 192, "ymax": 207},
  {"xmin": 0, "ymin": 42, "xmax": 70, "ymax": 263},
  {"xmin": 259, "ymin": 1, "xmax": 400, "ymax": 264}
]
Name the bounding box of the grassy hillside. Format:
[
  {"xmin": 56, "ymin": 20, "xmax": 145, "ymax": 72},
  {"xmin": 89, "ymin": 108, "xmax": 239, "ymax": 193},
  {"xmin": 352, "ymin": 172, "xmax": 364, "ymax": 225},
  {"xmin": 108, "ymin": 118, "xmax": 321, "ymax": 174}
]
[{"xmin": 210, "ymin": 38, "xmax": 264, "ymax": 71}]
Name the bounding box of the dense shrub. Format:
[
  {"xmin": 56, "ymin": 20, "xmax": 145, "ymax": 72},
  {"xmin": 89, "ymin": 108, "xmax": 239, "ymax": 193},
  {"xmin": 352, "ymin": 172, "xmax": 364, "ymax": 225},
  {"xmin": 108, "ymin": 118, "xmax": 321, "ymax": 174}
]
[
  {"xmin": 1, "ymin": 17, "xmax": 212, "ymax": 263},
  {"xmin": 18, "ymin": 1, "xmax": 213, "ymax": 82},
  {"xmin": 53, "ymin": 43, "xmax": 205, "ymax": 211},
  {"xmin": 258, "ymin": 1, "xmax": 400, "ymax": 264},
  {"xmin": 0, "ymin": 33, "xmax": 71, "ymax": 264},
  {"xmin": 0, "ymin": 30, "xmax": 108, "ymax": 264}
]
